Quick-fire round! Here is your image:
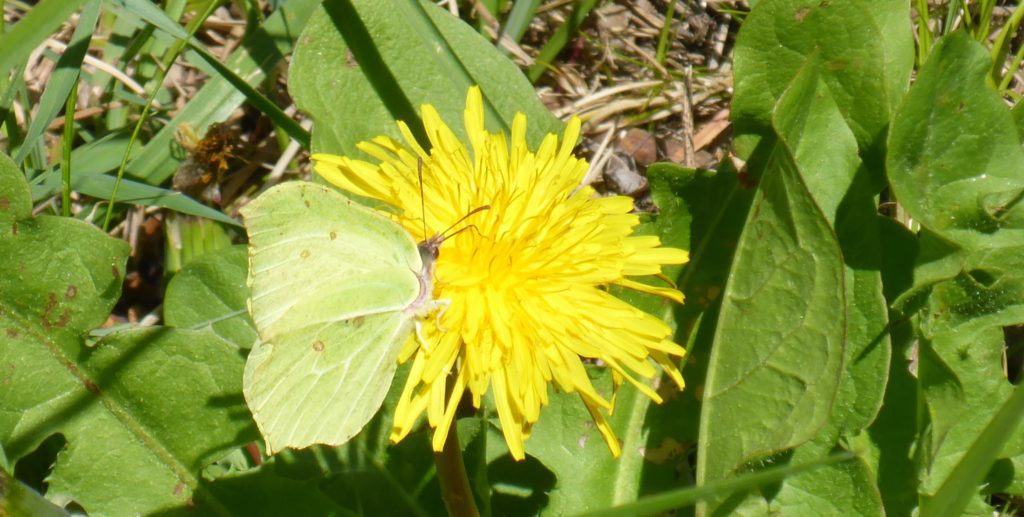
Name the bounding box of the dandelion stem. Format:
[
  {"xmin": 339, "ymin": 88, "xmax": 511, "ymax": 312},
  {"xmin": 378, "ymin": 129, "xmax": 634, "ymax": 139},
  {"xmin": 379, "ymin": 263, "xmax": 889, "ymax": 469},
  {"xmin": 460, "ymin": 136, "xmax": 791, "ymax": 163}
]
[{"xmin": 434, "ymin": 417, "xmax": 478, "ymax": 517}]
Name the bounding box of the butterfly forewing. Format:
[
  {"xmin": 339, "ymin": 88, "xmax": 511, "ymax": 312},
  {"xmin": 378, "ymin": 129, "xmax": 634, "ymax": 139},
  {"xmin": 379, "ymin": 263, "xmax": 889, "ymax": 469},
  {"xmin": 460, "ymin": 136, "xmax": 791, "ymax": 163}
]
[{"xmin": 241, "ymin": 181, "xmax": 423, "ymax": 452}]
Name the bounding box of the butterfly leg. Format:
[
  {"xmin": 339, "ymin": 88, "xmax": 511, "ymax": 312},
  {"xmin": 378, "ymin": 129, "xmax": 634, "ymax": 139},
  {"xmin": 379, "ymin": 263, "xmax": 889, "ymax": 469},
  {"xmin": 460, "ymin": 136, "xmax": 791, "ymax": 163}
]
[
  {"xmin": 433, "ymin": 298, "xmax": 451, "ymax": 332},
  {"xmin": 414, "ymin": 320, "xmax": 431, "ymax": 352}
]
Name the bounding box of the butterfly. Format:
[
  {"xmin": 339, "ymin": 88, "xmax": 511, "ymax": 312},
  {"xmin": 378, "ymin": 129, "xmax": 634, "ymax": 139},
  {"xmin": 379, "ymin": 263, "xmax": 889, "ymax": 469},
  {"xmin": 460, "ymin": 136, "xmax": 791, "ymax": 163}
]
[{"xmin": 241, "ymin": 180, "xmax": 442, "ymax": 453}]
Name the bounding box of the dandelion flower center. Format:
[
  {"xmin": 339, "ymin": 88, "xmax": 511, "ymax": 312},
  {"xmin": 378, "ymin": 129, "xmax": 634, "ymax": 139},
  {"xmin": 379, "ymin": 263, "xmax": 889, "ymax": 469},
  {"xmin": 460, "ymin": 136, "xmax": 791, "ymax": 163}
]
[{"xmin": 312, "ymin": 86, "xmax": 688, "ymax": 460}]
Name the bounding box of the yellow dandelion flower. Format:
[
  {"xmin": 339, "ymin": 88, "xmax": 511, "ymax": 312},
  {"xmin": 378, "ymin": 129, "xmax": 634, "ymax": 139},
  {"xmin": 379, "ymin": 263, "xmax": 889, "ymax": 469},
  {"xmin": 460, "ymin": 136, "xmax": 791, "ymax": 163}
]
[{"xmin": 311, "ymin": 86, "xmax": 688, "ymax": 460}]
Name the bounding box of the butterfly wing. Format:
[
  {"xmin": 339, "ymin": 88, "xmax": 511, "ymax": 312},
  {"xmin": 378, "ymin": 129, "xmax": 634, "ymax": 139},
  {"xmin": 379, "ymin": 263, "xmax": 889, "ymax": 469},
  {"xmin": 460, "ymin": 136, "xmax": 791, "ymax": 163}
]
[{"xmin": 241, "ymin": 181, "xmax": 422, "ymax": 452}]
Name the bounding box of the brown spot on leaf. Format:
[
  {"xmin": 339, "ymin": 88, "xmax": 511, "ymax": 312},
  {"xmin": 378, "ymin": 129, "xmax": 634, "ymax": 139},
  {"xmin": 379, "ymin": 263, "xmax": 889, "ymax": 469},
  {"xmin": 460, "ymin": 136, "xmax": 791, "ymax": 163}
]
[
  {"xmin": 42, "ymin": 293, "xmax": 72, "ymax": 330},
  {"xmin": 345, "ymin": 48, "xmax": 358, "ymax": 68},
  {"xmin": 304, "ymin": 200, "xmax": 311, "ymax": 208},
  {"xmin": 313, "ymin": 340, "xmax": 325, "ymax": 352},
  {"xmin": 0, "ymin": 197, "xmax": 8, "ymax": 210},
  {"xmin": 65, "ymin": 285, "xmax": 78, "ymax": 299},
  {"xmin": 172, "ymin": 481, "xmax": 186, "ymax": 497},
  {"xmin": 11, "ymin": 221, "xmax": 17, "ymax": 235},
  {"xmin": 330, "ymin": 231, "xmax": 337, "ymax": 240},
  {"xmin": 350, "ymin": 316, "xmax": 365, "ymax": 328},
  {"xmin": 83, "ymin": 379, "xmax": 100, "ymax": 395},
  {"xmin": 6, "ymin": 328, "xmax": 17, "ymax": 338},
  {"xmin": 300, "ymin": 249, "xmax": 311, "ymax": 258},
  {"xmin": 794, "ymin": 7, "xmax": 811, "ymax": 21},
  {"xmin": 112, "ymin": 265, "xmax": 121, "ymax": 280}
]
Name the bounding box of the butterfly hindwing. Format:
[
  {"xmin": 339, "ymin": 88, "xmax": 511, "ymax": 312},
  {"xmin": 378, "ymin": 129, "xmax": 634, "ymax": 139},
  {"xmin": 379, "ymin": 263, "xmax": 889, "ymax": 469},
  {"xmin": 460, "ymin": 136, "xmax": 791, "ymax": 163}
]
[{"xmin": 241, "ymin": 181, "xmax": 422, "ymax": 452}]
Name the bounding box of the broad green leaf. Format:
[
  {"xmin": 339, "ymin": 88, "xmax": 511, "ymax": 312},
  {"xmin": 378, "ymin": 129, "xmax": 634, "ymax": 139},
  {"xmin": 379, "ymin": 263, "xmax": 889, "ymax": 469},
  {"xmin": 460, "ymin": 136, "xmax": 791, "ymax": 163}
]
[
  {"xmin": 579, "ymin": 451, "xmax": 855, "ymax": 517},
  {"xmin": 290, "ymin": 0, "xmax": 561, "ymax": 159},
  {"xmin": 773, "ymin": 60, "xmax": 890, "ymax": 438},
  {"xmin": 164, "ymin": 245, "xmax": 256, "ymax": 350},
  {"xmin": 0, "ymin": 468, "xmax": 69, "ymax": 517},
  {"xmin": 924, "ymin": 382, "xmax": 1024, "ymax": 516},
  {"xmin": 917, "ymin": 271, "xmax": 1024, "ymax": 497},
  {"xmin": 0, "ymin": 0, "xmax": 90, "ymax": 82},
  {"xmin": 732, "ymin": 0, "xmax": 913, "ymax": 170},
  {"xmin": 13, "ymin": 0, "xmax": 100, "ymax": 166},
  {"xmin": 758, "ymin": 64, "xmax": 888, "ymax": 514},
  {"xmin": 520, "ymin": 372, "xmax": 653, "ymax": 514},
  {"xmin": 125, "ymin": 0, "xmax": 319, "ymax": 184},
  {"xmin": 696, "ymin": 143, "xmax": 846, "ymax": 498},
  {"xmin": 888, "ymin": 32, "xmax": 1024, "ymax": 250},
  {"xmin": 646, "ymin": 162, "xmax": 756, "ymax": 446},
  {"xmin": 0, "ymin": 153, "xmax": 255, "ymax": 513},
  {"xmin": 866, "ymin": 319, "xmax": 919, "ymax": 516},
  {"xmin": 196, "ymin": 463, "xmax": 353, "ymax": 515},
  {"xmin": 241, "ymin": 181, "xmax": 425, "ymax": 453}
]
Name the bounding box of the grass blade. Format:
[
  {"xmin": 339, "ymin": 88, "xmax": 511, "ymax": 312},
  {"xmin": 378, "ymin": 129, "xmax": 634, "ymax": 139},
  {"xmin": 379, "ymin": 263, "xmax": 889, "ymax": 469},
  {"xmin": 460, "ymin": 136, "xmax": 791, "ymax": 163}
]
[
  {"xmin": 526, "ymin": 0, "xmax": 598, "ymax": 82},
  {"xmin": 32, "ymin": 170, "xmax": 239, "ymax": 226},
  {"xmin": 61, "ymin": 77, "xmax": 80, "ymax": 217},
  {"xmin": 14, "ymin": 0, "xmax": 101, "ymax": 166},
  {"xmin": 0, "ymin": 0, "xmax": 89, "ymax": 81},
  {"xmin": 124, "ymin": 0, "xmax": 320, "ymax": 184},
  {"xmin": 499, "ymin": 0, "xmax": 541, "ymax": 45}
]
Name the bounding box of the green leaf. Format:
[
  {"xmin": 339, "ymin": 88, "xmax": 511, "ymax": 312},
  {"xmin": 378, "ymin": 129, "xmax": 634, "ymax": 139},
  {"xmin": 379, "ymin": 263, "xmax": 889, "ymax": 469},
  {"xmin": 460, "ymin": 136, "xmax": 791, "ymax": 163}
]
[
  {"xmin": 888, "ymin": 32, "xmax": 1024, "ymax": 250},
  {"xmin": 916, "ymin": 271, "xmax": 1024, "ymax": 492},
  {"xmin": 195, "ymin": 463, "xmax": 353, "ymax": 515},
  {"xmin": 866, "ymin": 319, "xmax": 919, "ymax": 516},
  {"xmin": 0, "ymin": 468, "xmax": 70, "ymax": 517},
  {"xmin": 732, "ymin": 0, "xmax": 913, "ymax": 170},
  {"xmin": 164, "ymin": 245, "xmax": 256, "ymax": 350},
  {"xmin": 646, "ymin": 162, "xmax": 757, "ymax": 447},
  {"xmin": 519, "ymin": 371, "xmax": 655, "ymax": 514},
  {"xmin": 924, "ymin": 382, "xmax": 1024, "ymax": 516},
  {"xmin": 290, "ymin": 0, "xmax": 561, "ymax": 159},
  {"xmin": 125, "ymin": 0, "xmax": 320, "ymax": 184},
  {"xmin": 754, "ymin": 62, "xmax": 888, "ymax": 514},
  {"xmin": 0, "ymin": 152, "xmax": 255, "ymax": 513},
  {"xmin": 696, "ymin": 143, "xmax": 846, "ymax": 501},
  {"xmin": 773, "ymin": 60, "xmax": 890, "ymax": 439},
  {"xmin": 579, "ymin": 451, "xmax": 855, "ymax": 517}
]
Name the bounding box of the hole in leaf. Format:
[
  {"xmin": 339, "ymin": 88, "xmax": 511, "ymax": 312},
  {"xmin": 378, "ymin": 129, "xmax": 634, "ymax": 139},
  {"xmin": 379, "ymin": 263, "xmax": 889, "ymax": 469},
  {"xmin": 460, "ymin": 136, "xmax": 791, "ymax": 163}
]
[
  {"xmin": 1003, "ymin": 325, "xmax": 1024, "ymax": 385},
  {"xmin": 14, "ymin": 432, "xmax": 66, "ymax": 494},
  {"xmin": 967, "ymin": 269, "xmax": 998, "ymax": 288},
  {"xmin": 488, "ymin": 454, "xmax": 555, "ymax": 515}
]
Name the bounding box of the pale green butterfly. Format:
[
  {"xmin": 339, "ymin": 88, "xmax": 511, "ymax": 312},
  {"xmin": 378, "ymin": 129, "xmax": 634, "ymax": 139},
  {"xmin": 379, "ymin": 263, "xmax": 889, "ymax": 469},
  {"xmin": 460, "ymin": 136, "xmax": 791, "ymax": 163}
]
[{"xmin": 240, "ymin": 180, "xmax": 446, "ymax": 453}]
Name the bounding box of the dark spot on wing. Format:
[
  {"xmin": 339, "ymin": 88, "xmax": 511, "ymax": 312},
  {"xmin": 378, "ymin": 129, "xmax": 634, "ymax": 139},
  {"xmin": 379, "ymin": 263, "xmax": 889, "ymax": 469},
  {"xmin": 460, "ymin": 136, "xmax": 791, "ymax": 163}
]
[{"xmin": 313, "ymin": 340, "xmax": 325, "ymax": 352}]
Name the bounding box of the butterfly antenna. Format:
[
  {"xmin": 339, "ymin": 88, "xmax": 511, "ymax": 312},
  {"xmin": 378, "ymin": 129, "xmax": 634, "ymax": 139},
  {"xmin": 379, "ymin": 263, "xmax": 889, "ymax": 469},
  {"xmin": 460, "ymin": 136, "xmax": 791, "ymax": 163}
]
[
  {"xmin": 418, "ymin": 157, "xmax": 429, "ymax": 241},
  {"xmin": 438, "ymin": 205, "xmax": 491, "ymax": 241}
]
